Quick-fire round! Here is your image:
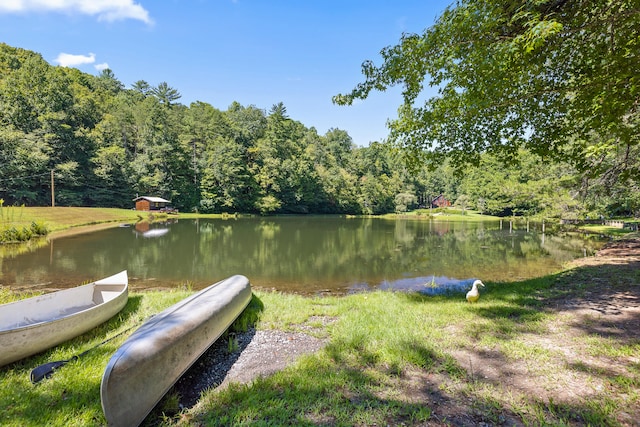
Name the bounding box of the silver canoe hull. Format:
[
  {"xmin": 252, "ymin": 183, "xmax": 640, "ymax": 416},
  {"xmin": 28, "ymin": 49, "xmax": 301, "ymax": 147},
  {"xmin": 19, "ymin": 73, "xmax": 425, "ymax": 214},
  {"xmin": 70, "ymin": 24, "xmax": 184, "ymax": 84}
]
[
  {"xmin": 0, "ymin": 271, "xmax": 128, "ymax": 367},
  {"xmin": 100, "ymin": 274, "xmax": 252, "ymax": 427}
]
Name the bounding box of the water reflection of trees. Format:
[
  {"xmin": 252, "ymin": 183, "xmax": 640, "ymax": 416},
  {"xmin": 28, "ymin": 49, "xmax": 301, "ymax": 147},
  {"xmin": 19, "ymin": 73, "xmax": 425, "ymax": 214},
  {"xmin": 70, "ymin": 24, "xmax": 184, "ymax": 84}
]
[
  {"xmin": 2, "ymin": 218, "xmax": 605, "ymax": 293},
  {"xmin": 147, "ymin": 218, "xmax": 601, "ymax": 291}
]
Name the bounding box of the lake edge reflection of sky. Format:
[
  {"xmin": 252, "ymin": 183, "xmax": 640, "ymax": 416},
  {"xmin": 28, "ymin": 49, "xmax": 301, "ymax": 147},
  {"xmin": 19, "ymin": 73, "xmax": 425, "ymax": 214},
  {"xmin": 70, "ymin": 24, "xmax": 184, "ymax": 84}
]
[{"xmin": 2, "ymin": 217, "xmax": 606, "ymax": 296}]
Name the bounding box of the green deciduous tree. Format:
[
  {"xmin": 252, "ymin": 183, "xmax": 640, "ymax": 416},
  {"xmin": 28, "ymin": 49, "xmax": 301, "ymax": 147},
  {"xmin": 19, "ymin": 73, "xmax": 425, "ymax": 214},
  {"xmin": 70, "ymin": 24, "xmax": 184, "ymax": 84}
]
[
  {"xmin": 3, "ymin": 39, "xmax": 636, "ymax": 218},
  {"xmin": 334, "ymin": 0, "xmax": 639, "ymax": 174},
  {"xmin": 90, "ymin": 145, "xmax": 132, "ymax": 207},
  {"xmin": 200, "ymin": 135, "xmax": 254, "ymax": 212},
  {"xmin": 458, "ymin": 149, "xmax": 580, "ymax": 218},
  {"xmin": 0, "ymin": 129, "xmax": 50, "ymax": 204},
  {"xmin": 304, "ymin": 128, "xmax": 359, "ymax": 213},
  {"xmin": 251, "ymin": 103, "xmax": 311, "ymax": 213},
  {"xmin": 395, "ymin": 192, "xmax": 417, "ymax": 213}
]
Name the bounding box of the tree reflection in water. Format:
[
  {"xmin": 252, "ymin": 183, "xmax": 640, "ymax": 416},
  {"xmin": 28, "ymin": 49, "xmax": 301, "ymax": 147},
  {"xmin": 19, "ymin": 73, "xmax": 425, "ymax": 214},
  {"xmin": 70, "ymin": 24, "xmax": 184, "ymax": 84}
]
[{"xmin": 2, "ymin": 217, "xmax": 605, "ymax": 295}]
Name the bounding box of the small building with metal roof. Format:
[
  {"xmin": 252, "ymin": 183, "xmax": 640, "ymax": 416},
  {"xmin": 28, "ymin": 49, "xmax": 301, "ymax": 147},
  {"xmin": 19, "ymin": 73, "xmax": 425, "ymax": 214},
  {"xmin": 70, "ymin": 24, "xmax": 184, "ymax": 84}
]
[{"xmin": 133, "ymin": 196, "xmax": 171, "ymax": 211}]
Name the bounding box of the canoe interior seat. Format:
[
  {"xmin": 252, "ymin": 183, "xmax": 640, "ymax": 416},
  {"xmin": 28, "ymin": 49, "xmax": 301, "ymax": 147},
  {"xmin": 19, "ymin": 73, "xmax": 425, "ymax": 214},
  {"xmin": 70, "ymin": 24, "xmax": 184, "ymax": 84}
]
[{"xmin": 92, "ymin": 284, "xmax": 127, "ymax": 304}]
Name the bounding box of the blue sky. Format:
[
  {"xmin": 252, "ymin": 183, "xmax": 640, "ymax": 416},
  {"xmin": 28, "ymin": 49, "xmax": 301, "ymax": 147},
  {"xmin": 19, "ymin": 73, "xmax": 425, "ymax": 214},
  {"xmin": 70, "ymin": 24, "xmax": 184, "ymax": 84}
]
[{"xmin": 0, "ymin": 1, "xmax": 451, "ymax": 146}]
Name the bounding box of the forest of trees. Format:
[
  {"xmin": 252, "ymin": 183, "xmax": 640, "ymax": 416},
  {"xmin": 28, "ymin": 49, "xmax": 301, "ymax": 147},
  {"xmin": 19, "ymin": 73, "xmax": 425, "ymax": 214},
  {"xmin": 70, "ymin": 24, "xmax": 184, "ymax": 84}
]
[
  {"xmin": 334, "ymin": 0, "xmax": 639, "ymax": 219},
  {"xmin": 0, "ymin": 41, "xmax": 638, "ymax": 218}
]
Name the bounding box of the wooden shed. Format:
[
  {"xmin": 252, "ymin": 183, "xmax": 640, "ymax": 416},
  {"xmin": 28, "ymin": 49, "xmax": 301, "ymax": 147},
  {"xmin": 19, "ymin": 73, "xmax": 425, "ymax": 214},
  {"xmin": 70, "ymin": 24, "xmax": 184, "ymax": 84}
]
[
  {"xmin": 133, "ymin": 196, "xmax": 171, "ymax": 211},
  {"xmin": 431, "ymin": 194, "xmax": 451, "ymax": 208}
]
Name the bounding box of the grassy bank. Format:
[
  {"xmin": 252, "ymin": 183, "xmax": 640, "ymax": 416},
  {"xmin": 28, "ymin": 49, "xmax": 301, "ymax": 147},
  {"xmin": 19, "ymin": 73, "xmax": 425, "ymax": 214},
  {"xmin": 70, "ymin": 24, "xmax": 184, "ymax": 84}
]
[
  {"xmin": 578, "ymin": 223, "xmax": 638, "ymax": 237},
  {"xmin": 0, "ymin": 206, "xmax": 502, "ymax": 235},
  {"xmin": 382, "ymin": 208, "xmax": 501, "ymax": 221},
  {"xmin": 0, "ymin": 206, "xmax": 158, "ymax": 234},
  {"xmin": 0, "ymin": 207, "xmax": 234, "ymax": 244},
  {"xmin": 1, "ymin": 257, "xmax": 639, "ymax": 426},
  {"xmin": 170, "ymin": 262, "xmax": 640, "ymax": 426},
  {"xmin": 1, "ymin": 208, "xmax": 638, "ymax": 425}
]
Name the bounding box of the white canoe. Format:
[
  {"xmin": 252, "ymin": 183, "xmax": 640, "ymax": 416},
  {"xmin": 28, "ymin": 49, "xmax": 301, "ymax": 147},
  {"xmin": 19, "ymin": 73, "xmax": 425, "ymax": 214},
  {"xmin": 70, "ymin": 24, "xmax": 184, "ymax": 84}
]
[
  {"xmin": 0, "ymin": 271, "xmax": 128, "ymax": 367},
  {"xmin": 101, "ymin": 274, "xmax": 252, "ymax": 427}
]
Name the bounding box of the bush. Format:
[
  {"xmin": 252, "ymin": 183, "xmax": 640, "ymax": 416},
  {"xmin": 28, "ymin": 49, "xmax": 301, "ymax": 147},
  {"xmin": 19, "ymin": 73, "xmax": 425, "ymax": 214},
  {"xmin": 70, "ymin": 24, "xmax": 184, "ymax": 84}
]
[
  {"xmin": 0, "ymin": 222, "xmax": 48, "ymax": 243},
  {"xmin": 30, "ymin": 221, "xmax": 48, "ymax": 236},
  {"xmin": 198, "ymin": 199, "xmax": 217, "ymax": 214}
]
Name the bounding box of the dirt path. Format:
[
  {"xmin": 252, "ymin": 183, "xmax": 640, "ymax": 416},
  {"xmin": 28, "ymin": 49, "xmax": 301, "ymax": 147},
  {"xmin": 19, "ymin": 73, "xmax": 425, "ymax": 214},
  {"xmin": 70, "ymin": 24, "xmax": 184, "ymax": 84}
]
[{"xmin": 441, "ymin": 236, "xmax": 640, "ymax": 425}]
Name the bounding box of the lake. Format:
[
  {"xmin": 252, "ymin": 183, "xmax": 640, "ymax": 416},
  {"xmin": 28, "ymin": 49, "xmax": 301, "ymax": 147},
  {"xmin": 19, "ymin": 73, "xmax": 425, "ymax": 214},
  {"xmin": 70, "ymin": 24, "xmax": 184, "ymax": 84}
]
[{"xmin": 1, "ymin": 217, "xmax": 605, "ymax": 295}]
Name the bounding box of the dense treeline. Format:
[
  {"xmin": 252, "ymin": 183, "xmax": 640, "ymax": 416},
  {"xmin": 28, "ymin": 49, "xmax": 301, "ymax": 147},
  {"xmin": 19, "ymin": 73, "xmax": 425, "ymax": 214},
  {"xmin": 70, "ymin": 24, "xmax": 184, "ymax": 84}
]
[{"xmin": 0, "ymin": 43, "xmax": 637, "ymax": 218}]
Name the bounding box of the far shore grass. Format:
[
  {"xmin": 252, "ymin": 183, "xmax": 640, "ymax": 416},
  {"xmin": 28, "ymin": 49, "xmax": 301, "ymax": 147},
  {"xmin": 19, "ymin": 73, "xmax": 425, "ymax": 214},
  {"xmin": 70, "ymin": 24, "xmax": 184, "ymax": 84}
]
[
  {"xmin": 0, "ymin": 205, "xmax": 634, "ymax": 239},
  {"xmin": 1, "ymin": 207, "xmax": 638, "ymax": 426},
  {"xmin": 1, "ymin": 206, "xmax": 502, "ymax": 237}
]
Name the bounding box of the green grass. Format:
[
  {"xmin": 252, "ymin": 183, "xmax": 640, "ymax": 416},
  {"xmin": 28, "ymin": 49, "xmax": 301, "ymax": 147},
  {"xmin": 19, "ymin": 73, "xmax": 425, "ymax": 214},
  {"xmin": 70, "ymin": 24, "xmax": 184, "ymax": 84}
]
[
  {"xmin": 1, "ymin": 206, "xmax": 635, "ymax": 238},
  {"xmin": 382, "ymin": 208, "xmax": 501, "ymax": 221},
  {"xmin": 3, "ymin": 269, "xmax": 636, "ymax": 426},
  {"xmin": 0, "ymin": 207, "xmax": 242, "ymax": 240},
  {"xmin": 578, "ymin": 224, "xmax": 636, "ymax": 236},
  {"xmin": 0, "ymin": 206, "xmax": 142, "ymax": 234},
  {"xmin": 0, "ymin": 289, "xmax": 185, "ymax": 426},
  {"xmin": 0, "ymin": 287, "xmax": 43, "ymax": 304},
  {"xmin": 178, "ymin": 276, "xmax": 637, "ymax": 426},
  {"xmin": 1, "ymin": 210, "xmax": 638, "ymax": 425}
]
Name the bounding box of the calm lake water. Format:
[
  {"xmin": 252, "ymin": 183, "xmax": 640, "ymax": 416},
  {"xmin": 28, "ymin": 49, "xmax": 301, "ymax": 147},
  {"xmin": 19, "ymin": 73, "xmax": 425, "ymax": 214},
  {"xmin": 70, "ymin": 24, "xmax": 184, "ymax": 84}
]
[{"xmin": 1, "ymin": 217, "xmax": 605, "ymax": 295}]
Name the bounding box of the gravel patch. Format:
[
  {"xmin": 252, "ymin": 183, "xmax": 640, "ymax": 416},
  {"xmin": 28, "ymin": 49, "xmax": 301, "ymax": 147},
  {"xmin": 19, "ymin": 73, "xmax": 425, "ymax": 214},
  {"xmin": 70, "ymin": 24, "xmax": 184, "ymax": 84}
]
[{"xmin": 173, "ymin": 328, "xmax": 327, "ymax": 408}]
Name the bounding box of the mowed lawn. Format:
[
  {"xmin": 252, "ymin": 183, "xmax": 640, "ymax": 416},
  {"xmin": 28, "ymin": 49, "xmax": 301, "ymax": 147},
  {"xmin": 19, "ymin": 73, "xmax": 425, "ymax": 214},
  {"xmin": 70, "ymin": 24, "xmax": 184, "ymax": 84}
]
[{"xmin": 0, "ymin": 206, "xmax": 145, "ymax": 233}]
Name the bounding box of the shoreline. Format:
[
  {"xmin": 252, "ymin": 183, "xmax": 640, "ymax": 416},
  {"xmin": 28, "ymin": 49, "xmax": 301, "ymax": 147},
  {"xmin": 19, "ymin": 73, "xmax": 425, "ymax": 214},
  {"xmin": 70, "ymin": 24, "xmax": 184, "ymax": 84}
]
[
  {"xmin": 1, "ymin": 232, "xmax": 638, "ymax": 425},
  {"xmin": 46, "ymin": 221, "xmax": 131, "ymax": 240}
]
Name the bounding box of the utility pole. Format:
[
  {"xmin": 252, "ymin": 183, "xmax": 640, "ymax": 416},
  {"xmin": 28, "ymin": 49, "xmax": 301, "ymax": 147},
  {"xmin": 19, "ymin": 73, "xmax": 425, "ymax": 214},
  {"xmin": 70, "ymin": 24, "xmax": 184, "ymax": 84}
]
[{"xmin": 51, "ymin": 169, "xmax": 55, "ymax": 207}]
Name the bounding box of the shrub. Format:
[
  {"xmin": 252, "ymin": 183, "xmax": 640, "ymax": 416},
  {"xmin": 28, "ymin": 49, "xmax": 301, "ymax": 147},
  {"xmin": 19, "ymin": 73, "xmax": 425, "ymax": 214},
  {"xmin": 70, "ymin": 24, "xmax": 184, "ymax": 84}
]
[
  {"xmin": 0, "ymin": 222, "xmax": 48, "ymax": 243},
  {"xmin": 30, "ymin": 221, "xmax": 48, "ymax": 236}
]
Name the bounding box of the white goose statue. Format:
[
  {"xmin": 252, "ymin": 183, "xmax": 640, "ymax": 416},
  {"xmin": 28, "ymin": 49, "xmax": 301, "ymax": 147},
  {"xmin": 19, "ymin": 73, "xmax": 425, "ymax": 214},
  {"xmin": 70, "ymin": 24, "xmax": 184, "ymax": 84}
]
[{"xmin": 466, "ymin": 280, "xmax": 484, "ymax": 303}]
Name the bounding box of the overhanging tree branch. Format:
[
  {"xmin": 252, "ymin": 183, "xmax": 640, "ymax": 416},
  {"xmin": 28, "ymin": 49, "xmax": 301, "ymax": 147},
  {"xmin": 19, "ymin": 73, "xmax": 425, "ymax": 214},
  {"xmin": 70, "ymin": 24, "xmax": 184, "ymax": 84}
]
[{"xmin": 334, "ymin": 0, "xmax": 639, "ymax": 172}]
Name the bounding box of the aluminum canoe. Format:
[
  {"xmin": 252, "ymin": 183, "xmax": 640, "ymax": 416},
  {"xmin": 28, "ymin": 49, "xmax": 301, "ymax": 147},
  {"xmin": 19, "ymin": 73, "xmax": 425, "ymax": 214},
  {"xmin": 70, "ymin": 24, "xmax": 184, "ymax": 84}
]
[
  {"xmin": 0, "ymin": 271, "xmax": 128, "ymax": 367},
  {"xmin": 100, "ymin": 274, "xmax": 252, "ymax": 427}
]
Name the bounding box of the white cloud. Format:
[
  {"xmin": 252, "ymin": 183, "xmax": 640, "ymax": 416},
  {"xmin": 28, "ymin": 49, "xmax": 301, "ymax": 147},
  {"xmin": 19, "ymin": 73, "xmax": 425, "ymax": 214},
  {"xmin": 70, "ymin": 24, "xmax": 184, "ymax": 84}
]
[
  {"xmin": 54, "ymin": 52, "xmax": 95, "ymax": 67},
  {"xmin": 0, "ymin": 0, "xmax": 152, "ymax": 24},
  {"xmin": 94, "ymin": 62, "xmax": 110, "ymax": 71}
]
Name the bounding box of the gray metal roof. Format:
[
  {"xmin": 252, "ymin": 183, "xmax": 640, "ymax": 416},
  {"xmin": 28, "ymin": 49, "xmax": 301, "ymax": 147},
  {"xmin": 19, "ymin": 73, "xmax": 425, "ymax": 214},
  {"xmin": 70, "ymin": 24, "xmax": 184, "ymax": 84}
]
[{"xmin": 133, "ymin": 196, "xmax": 171, "ymax": 203}]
